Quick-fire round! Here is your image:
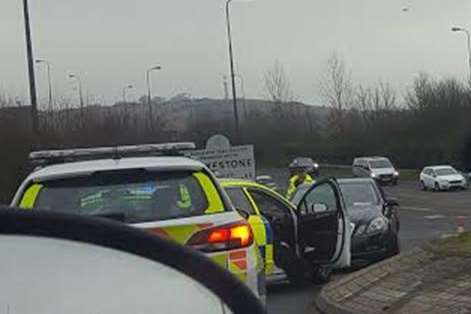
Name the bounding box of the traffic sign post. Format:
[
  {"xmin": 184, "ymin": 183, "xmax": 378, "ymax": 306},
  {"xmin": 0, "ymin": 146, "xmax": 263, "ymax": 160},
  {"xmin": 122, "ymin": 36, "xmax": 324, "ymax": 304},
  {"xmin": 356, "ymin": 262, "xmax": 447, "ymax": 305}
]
[{"xmin": 187, "ymin": 135, "xmax": 255, "ymax": 180}]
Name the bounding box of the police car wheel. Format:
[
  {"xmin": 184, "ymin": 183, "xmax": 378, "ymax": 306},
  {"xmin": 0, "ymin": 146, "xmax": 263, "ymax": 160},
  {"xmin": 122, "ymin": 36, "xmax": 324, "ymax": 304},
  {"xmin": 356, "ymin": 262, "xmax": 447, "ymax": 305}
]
[{"xmin": 312, "ymin": 266, "xmax": 332, "ymax": 284}]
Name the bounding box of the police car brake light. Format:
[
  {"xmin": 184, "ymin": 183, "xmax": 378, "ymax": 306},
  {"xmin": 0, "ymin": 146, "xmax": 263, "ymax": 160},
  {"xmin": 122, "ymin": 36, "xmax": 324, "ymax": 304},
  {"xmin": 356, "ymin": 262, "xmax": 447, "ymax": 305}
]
[{"xmin": 187, "ymin": 221, "xmax": 253, "ymax": 253}]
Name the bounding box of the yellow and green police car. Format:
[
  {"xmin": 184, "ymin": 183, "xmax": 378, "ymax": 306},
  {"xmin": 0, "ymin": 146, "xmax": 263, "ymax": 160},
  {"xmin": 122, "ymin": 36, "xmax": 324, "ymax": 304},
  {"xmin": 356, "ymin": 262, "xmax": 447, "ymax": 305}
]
[
  {"xmin": 220, "ymin": 178, "xmax": 352, "ymax": 285},
  {"xmin": 11, "ymin": 144, "xmax": 266, "ymax": 301}
]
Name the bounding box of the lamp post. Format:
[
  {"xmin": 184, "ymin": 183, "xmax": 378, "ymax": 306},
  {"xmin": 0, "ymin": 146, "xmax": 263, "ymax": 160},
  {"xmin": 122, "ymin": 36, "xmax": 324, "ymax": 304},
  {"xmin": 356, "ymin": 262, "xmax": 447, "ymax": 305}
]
[
  {"xmin": 146, "ymin": 65, "xmax": 162, "ymax": 130},
  {"xmin": 22, "ymin": 0, "xmax": 39, "ymax": 138},
  {"xmin": 225, "ymin": 74, "xmax": 247, "ymax": 121},
  {"xmin": 225, "ymin": 0, "xmax": 240, "ymax": 138},
  {"xmin": 68, "ymin": 74, "xmax": 83, "ymax": 109},
  {"xmin": 452, "ymin": 26, "xmax": 471, "ymax": 81},
  {"xmin": 35, "ymin": 59, "xmax": 53, "ymax": 111},
  {"xmin": 122, "ymin": 84, "xmax": 134, "ymax": 103},
  {"xmin": 235, "ymin": 74, "xmax": 247, "ymax": 121},
  {"xmin": 68, "ymin": 73, "xmax": 84, "ymax": 126}
]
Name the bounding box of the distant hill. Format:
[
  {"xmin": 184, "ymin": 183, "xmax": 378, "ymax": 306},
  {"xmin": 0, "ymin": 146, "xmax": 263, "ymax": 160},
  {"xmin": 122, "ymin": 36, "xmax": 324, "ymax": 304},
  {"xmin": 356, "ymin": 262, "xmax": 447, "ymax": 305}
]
[{"xmin": 0, "ymin": 98, "xmax": 332, "ymax": 134}]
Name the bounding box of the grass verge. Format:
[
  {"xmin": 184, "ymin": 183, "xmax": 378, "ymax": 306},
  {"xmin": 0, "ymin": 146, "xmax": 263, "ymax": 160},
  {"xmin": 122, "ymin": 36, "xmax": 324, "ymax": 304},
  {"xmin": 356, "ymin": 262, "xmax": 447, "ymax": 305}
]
[{"xmin": 427, "ymin": 232, "xmax": 471, "ymax": 258}]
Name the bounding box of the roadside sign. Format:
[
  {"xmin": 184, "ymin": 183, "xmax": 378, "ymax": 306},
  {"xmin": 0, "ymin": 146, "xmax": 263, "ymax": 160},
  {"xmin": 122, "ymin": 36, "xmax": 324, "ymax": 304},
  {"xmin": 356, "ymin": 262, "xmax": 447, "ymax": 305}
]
[
  {"xmin": 205, "ymin": 134, "xmax": 231, "ymax": 150},
  {"xmin": 187, "ymin": 135, "xmax": 256, "ymax": 179}
]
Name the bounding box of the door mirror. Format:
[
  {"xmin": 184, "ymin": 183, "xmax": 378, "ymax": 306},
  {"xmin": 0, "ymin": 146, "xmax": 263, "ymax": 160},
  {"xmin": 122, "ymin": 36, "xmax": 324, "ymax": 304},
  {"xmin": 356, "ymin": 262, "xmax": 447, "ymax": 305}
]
[
  {"xmin": 0, "ymin": 209, "xmax": 265, "ymax": 314},
  {"xmin": 311, "ymin": 203, "xmax": 328, "ymax": 214}
]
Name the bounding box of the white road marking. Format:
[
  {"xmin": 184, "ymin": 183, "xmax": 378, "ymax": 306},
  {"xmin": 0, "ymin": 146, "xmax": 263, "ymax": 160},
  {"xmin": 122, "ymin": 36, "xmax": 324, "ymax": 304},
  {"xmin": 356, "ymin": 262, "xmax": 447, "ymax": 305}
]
[
  {"xmin": 401, "ymin": 206, "xmax": 434, "ymax": 212},
  {"xmin": 424, "ymin": 215, "xmax": 446, "ymax": 220},
  {"xmin": 441, "ymin": 234, "xmax": 457, "ymax": 239}
]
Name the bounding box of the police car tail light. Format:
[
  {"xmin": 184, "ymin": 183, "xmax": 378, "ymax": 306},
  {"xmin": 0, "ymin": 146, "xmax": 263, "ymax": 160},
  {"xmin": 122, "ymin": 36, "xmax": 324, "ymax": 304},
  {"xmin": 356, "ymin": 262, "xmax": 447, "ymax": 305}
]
[{"xmin": 187, "ymin": 221, "xmax": 254, "ymax": 253}]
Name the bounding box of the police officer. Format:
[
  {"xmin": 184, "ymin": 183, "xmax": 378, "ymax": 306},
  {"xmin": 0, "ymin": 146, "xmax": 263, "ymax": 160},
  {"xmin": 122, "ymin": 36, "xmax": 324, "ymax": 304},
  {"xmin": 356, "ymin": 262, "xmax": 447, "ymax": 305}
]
[{"xmin": 286, "ymin": 165, "xmax": 314, "ymax": 200}]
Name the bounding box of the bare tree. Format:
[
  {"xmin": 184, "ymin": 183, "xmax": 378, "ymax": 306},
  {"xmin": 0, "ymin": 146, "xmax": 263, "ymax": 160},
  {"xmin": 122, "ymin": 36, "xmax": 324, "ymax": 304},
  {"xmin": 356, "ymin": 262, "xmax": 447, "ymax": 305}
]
[
  {"xmin": 354, "ymin": 81, "xmax": 397, "ymax": 125},
  {"xmin": 320, "ymin": 53, "xmax": 353, "ymax": 133},
  {"xmin": 263, "ymin": 60, "xmax": 294, "ymax": 103}
]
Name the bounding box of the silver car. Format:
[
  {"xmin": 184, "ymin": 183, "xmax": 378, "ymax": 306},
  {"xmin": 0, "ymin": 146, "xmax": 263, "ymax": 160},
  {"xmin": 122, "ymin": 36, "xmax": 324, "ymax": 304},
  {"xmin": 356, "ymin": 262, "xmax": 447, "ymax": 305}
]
[{"xmin": 352, "ymin": 157, "xmax": 399, "ymax": 186}]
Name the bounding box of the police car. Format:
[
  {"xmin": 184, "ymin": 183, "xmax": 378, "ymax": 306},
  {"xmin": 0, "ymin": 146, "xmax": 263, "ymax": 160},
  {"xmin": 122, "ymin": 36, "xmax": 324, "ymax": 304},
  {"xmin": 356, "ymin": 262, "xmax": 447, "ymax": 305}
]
[
  {"xmin": 220, "ymin": 178, "xmax": 351, "ymax": 285},
  {"xmin": 10, "ymin": 143, "xmax": 265, "ymax": 301}
]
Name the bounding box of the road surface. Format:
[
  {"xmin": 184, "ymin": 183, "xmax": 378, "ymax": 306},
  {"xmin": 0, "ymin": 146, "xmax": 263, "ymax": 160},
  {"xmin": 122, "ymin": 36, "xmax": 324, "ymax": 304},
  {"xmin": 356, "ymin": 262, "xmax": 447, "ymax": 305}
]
[{"xmin": 266, "ymin": 181, "xmax": 471, "ymax": 314}]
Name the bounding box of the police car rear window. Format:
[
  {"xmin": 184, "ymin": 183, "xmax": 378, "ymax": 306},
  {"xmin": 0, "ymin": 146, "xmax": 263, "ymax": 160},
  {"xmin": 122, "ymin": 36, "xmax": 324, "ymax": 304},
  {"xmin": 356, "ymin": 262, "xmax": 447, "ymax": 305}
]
[{"xmin": 25, "ymin": 170, "xmax": 214, "ymax": 223}]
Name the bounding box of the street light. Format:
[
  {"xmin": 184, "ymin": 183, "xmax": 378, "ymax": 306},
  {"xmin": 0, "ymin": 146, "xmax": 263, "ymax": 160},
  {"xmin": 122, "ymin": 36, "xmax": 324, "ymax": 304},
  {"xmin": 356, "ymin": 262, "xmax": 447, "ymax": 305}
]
[
  {"xmin": 452, "ymin": 26, "xmax": 471, "ymax": 81},
  {"xmin": 68, "ymin": 74, "xmax": 84, "ymax": 109},
  {"xmin": 22, "ymin": 0, "xmax": 39, "ymax": 137},
  {"xmin": 146, "ymin": 65, "xmax": 162, "ymax": 130},
  {"xmin": 236, "ymin": 74, "xmax": 248, "ymax": 121},
  {"xmin": 122, "ymin": 84, "xmax": 134, "ymax": 103},
  {"xmin": 225, "ymin": 74, "xmax": 247, "ymax": 121},
  {"xmin": 35, "ymin": 59, "xmax": 53, "ymax": 111},
  {"xmin": 225, "ymin": 0, "xmax": 240, "ymax": 138},
  {"xmin": 68, "ymin": 73, "xmax": 84, "ymax": 126}
]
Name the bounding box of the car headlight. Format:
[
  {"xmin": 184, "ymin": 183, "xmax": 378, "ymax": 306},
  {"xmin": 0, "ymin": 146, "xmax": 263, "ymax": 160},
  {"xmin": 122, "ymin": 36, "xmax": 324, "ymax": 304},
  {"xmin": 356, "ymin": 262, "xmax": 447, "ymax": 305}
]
[
  {"xmin": 393, "ymin": 171, "xmax": 399, "ymax": 176},
  {"xmin": 314, "ymin": 163, "xmax": 319, "ymax": 168},
  {"xmin": 366, "ymin": 217, "xmax": 388, "ymax": 234},
  {"xmin": 371, "ymin": 173, "xmax": 377, "ymax": 178}
]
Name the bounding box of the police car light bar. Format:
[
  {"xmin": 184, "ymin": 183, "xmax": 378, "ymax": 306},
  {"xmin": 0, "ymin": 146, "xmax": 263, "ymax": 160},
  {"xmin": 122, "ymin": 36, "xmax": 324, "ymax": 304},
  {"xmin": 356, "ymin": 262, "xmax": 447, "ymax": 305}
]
[{"xmin": 29, "ymin": 142, "xmax": 196, "ymax": 164}]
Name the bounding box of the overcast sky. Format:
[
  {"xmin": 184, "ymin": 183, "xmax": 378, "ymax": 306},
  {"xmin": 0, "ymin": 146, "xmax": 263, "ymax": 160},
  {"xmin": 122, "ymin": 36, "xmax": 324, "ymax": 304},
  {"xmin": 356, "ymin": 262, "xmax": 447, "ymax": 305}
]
[{"xmin": 1, "ymin": 0, "xmax": 471, "ymax": 106}]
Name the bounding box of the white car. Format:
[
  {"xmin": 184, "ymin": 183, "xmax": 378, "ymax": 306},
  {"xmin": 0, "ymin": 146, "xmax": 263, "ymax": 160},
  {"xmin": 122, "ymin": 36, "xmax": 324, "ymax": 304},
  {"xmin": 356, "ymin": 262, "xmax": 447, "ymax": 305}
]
[{"xmin": 419, "ymin": 166, "xmax": 467, "ymax": 191}]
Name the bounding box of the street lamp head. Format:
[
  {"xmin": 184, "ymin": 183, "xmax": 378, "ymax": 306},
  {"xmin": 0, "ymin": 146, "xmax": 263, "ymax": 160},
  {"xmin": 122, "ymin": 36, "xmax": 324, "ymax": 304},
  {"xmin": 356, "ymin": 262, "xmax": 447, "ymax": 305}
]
[
  {"xmin": 127, "ymin": 84, "xmax": 134, "ymax": 89},
  {"xmin": 452, "ymin": 27, "xmax": 463, "ymax": 32},
  {"xmin": 151, "ymin": 66, "xmax": 162, "ymax": 70},
  {"xmin": 229, "ymin": 0, "xmax": 255, "ymax": 3},
  {"xmin": 35, "ymin": 59, "xmax": 44, "ymax": 64},
  {"xmin": 68, "ymin": 74, "xmax": 76, "ymax": 79}
]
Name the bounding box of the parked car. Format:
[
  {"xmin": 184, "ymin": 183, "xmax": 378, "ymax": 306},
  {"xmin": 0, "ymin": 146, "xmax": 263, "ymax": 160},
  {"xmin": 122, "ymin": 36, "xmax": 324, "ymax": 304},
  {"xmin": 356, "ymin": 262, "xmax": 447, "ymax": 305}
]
[
  {"xmin": 352, "ymin": 157, "xmax": 399, "ymax": 185},
  {"xmin": 420, "ymin": 165, "xmax": 467, "ymax": 191},
  {"xmin": 12, "ymin": 143, "xmax": 266, "ymax": 301},
  {"xmin": 289, "ymin": 157, "xmax": 320, "ymax": 177},
  {"xmin": 220, "ymin": 178, "xmax": 352, "ymax": 285},
  {"xmin": 292, "ymin": 178, "xmax": 400, "ymax": 264}
]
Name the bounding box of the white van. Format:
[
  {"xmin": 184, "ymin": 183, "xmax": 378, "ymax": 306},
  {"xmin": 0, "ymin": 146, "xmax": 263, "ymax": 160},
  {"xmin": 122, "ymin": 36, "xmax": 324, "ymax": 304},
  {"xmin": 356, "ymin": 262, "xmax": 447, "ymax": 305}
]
[{"xmin": 352, "ymin": 157, "xmax": 399, "ymax": 185}]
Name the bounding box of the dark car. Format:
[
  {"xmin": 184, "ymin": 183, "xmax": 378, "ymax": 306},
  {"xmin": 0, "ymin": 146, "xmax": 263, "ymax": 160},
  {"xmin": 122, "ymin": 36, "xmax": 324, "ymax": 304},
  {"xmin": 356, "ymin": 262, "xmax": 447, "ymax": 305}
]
[
  {"xmin": 289, "ymin": 157, "xmax": 320, "ymax": 178},
  {"xmin": 292, "ymin": 178, "xmax": 400, "ymax": 264}
]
